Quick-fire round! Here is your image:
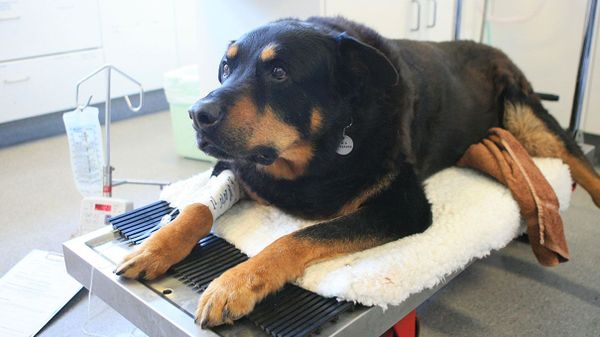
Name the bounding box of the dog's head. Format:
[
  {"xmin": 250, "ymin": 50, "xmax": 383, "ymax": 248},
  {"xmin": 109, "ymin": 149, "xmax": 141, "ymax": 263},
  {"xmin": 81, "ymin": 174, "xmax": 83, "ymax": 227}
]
[{"xmin": 189, "ymin": 19, "xmax": 398, "ymax": 178}]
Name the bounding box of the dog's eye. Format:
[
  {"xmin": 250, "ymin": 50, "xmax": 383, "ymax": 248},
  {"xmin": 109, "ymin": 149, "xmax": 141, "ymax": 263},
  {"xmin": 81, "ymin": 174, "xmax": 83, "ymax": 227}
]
[
  {"xmin": 271, "ymin": 66, "xmax": 287, "ymax": 81},
  {"xmin": 222, "ymin": 63, "xmax": 231, "ymax": 80}
]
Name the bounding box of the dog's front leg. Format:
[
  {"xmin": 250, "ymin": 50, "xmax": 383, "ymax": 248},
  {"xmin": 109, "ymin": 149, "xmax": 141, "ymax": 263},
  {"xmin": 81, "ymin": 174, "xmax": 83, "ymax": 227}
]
[
  {"xmin": 114, "ymin": 203, "xmax": 213, "ymax": 280},
  {"xmin": 116, "ymin": 165, "xmax": 241, "ymax": 280},
  {"xmin": 196, "ymin": 174, "xmax": 432, "ymax": 327}
]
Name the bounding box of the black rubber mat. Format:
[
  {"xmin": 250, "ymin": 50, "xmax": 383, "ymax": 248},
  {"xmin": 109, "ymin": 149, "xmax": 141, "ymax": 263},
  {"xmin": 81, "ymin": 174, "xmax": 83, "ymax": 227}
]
[{"xmin": 110, "ymin": 201, "xmax": 354, "ymax": 337}]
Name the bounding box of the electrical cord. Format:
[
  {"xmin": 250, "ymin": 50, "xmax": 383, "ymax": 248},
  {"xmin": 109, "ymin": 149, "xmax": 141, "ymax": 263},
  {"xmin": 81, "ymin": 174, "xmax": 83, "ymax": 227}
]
[{"xmin": 81, "ymin": 267, "xmax": 142, "ymax": 337}]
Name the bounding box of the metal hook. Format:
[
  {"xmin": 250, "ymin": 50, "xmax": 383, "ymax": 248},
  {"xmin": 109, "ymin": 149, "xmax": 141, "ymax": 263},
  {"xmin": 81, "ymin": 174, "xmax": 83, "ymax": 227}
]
[
  {"xmin": 74, "ymin": 64, "xmax": 144, "ymax": 113},
  {"xmin": 78, "ymin": 95, "xmax": 94, "ymax": 111},
  {"xmin": 111, "ymin": 65, "xmax": 144, "ymax": 112},
  {"xmin": 75, "ymin": 65, "xmax": 107, "ymax": 111}
]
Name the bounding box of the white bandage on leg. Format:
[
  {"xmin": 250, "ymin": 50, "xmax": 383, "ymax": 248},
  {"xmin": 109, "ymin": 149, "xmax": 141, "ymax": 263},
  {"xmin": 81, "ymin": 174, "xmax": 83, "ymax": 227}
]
[
  {"xmin": 160, "ymin": 169, "xmax": 242, "ymax": 222},
  {"xmin": 193, "ymin": 169, "xmax": 241, "ymax": 220}
]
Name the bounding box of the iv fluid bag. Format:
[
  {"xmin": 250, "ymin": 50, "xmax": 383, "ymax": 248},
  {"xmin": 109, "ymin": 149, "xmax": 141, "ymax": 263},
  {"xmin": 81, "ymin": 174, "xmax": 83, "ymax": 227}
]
[{"xmin": 63, "ymin": 107, "xmax": 104, "ymax": 197}]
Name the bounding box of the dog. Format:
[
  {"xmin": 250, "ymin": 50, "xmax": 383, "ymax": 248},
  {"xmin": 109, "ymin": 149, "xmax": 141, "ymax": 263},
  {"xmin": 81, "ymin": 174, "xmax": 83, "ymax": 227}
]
[{"xmin": 115, "ymin": 16, "xmax": 600, "ymax": 327}]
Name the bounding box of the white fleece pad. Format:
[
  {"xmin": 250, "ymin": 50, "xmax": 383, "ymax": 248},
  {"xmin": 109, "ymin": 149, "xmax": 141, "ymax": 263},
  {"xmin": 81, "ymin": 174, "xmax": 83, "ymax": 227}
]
[{"xmin": 160, "ymin": 158, "xmax": 572, "ymax": 308}]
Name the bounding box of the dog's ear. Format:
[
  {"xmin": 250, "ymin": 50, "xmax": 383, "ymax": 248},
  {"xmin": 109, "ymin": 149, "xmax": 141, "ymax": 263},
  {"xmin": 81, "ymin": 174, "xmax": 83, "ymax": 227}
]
[{"xmin": 336, "ymin": 32, "xmax": 399, "ymax": 88}]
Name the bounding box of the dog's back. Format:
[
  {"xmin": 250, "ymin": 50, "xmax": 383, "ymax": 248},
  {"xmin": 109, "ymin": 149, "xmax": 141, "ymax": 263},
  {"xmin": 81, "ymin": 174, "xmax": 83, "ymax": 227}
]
[
  {"xmin": 309, "ymin": 17, "xmax": 514, "ymax": 176},
  {"xmin": 388, "ymin": 39, "xmax": 512, "ymax": 176},
  {"xmin": 310, "ymin": 16, "xmax": 600, "ymax": 206}
]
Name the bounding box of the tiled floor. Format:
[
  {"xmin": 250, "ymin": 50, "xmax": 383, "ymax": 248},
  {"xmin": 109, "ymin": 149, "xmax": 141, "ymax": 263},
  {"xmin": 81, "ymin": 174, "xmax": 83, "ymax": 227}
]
[{"xmin": 1, "ymin": 111, "xmax": 598, "ymax": 336}]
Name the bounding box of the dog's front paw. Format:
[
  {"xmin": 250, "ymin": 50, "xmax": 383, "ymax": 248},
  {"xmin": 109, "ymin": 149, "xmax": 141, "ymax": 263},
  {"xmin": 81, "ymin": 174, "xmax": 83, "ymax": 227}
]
[
  {"xmin": 114, "ymin": 244, "xmax": 175, "ymax": 280},
  {"xmin": 195, "ymin": 266, "xmax": 265, "ymax": 328}
]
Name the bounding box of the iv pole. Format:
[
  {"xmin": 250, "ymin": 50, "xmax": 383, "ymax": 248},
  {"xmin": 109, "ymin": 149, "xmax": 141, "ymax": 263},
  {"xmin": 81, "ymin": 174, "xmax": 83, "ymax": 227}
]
[
  {"xmin": 75, "ymin": 64, "xmax": 169, "ymax": 197},
  {"xmin": 569, "ymin": 0, "xmax": 598, "ymax": 142}
]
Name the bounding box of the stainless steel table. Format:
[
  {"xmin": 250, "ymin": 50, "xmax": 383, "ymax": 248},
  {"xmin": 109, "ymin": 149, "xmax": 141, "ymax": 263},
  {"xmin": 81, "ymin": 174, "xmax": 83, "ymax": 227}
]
[{"xmin": 63, "ymin": 226, "xmax": 463, "ymax": 337}]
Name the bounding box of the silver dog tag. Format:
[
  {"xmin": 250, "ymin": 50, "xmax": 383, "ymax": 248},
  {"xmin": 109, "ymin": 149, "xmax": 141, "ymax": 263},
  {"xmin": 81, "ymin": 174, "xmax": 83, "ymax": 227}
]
[{"xmin": 336, "ymin": 135, "xmax": 354, "ymax": 155}]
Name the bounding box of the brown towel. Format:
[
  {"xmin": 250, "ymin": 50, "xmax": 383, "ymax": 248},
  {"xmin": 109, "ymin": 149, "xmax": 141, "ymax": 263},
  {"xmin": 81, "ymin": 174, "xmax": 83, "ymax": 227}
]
[{"xmin": 457, "ymin": 128, "xmax": 569, "ymax": 266}]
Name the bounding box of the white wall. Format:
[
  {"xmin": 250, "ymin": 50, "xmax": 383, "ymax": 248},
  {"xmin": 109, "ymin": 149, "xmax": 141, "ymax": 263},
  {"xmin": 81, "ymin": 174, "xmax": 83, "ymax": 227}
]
[
  {"xmin": 461, "ymin": 0, "xmax": 588, "ymax": 128},
  {"xmin": 582, "ymin": 0, "xmax": 600, "ymax": 134}
]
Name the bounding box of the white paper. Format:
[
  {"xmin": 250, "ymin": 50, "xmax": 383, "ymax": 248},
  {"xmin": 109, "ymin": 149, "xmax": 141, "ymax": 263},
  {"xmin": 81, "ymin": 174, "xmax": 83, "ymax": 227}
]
[{"xmin": 0, "ymin": 250, "xmax": 83, "ymax": 337}]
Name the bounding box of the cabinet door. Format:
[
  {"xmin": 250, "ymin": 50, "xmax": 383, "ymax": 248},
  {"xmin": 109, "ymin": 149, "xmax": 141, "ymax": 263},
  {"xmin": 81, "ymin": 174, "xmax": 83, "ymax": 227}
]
[
  {"xmin": 0, "ymin": 50, "xmax": 104, "ymax": 123},
  {"xmin": 173, "ymin": 0, "xmax": 200, "ymax": 67},
  {"xmin": 324, "ymin": 0, "xmax": 417, "ymax": 39},
  {"xmin": 98, "ymin": 0, "xmax": 179, "ymax": 97},
  {"xmin": 0, "ymin": 0, "xmax": 101, "ymax": 62},
  {"xmin": 457, "ymin": 0, "xmax": 485, "ymax": 41},
  {"xmin": 421, "ymin": 0, "xmax": 456, "ymax": 41}
]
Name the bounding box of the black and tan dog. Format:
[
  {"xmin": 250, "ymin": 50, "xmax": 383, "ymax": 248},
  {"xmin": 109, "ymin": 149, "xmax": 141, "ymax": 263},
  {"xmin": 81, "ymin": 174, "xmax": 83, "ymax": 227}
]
[{"xmin": 115, "ymin": 17, "xmax": 600, "ymax": 327}]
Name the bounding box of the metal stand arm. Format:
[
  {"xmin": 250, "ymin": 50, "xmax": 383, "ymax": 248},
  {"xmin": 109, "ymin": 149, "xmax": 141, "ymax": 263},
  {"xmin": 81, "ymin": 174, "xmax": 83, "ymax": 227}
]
[{"xmin": 75, "ymin": 64, "xmax": 168, "ymax": 197}]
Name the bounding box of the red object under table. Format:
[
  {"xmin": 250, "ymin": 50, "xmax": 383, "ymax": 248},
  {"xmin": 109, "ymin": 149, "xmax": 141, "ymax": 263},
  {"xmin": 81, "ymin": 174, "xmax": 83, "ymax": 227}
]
[{"xmin": 381, "ymin": 309, "xmax": 417, "ymax": 337}]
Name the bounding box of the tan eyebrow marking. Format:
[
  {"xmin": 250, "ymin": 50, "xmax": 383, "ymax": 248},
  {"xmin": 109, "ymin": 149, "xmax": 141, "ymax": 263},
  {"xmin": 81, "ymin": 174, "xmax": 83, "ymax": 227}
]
[
  {"xmin": 310, "ymin": 108, "xmax": 323, "ymax": 134},
  {"xmin": 260, "ymin": 43, "xmax": 278, "ymax": 61},
  {"xmin": 226, "ymin": 44, "xmax": 239, "ymax": 58}
]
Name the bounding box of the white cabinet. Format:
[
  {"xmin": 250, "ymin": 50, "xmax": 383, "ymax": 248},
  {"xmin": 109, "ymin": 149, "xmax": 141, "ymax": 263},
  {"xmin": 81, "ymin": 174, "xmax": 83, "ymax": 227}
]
[
  {"xmin": 421, "ymin": 0, "xmax": 456, "ymax": 41},
  {"xmin": 98, "ymin": 0, "xmax": 179, "ymax": 98},
  {"xmin": 322, "ymin": 0, "xmax": 455, "ymax": 41},
  {"xmin": 324, "ymin": 0, "xmax": 414, "ymax": 39},
  {"xmin": 0, "ymin": 0, "xmax": 198, "ymax": 123},
  {"xmin": 0, "ymin": 0, "xmax": 101, "ymax": 62},
  {"xmin": 0, "ymin": 50, "xmax": 104, "ymax": 123}
]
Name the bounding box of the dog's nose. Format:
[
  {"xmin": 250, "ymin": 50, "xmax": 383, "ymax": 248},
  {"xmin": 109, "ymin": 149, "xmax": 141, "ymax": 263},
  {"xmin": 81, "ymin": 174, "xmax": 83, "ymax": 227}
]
[{"xmin": 188, "ymin": 100, "xmax": 222, "ymax": 128}]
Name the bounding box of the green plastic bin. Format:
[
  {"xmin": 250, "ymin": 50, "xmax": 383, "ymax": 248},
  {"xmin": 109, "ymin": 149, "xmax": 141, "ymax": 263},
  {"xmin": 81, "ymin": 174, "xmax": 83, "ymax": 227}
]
[{"xmin": 164, "ymin": 65, "xmax": 216, "ymax": 162}]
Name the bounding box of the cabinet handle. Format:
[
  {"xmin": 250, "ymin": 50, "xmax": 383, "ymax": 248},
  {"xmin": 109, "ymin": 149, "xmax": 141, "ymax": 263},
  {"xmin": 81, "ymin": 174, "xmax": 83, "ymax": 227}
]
[
  {"xmin": 3, "ymin": 76, "xmax": 30, "ymax": 84},
  {"xmin": 0, "ymin": 15, "xmax": 21, "ymax": 21},
  {"xmin": 427, "ymin": 0, "xmax": 437, "ymax": 28},
  {"xmin": 411, "ymin": 0, "xmax": 421, "ymax": 32}
]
